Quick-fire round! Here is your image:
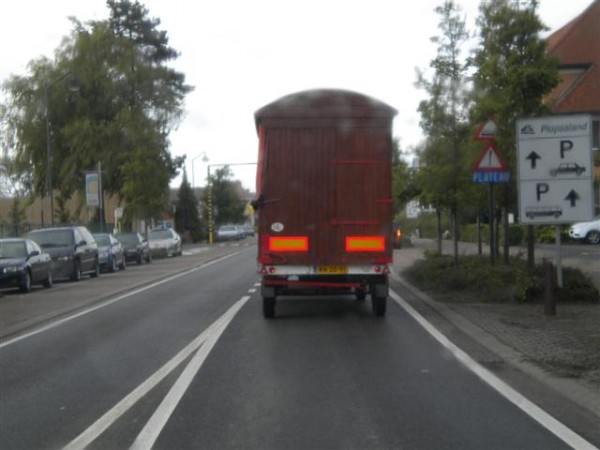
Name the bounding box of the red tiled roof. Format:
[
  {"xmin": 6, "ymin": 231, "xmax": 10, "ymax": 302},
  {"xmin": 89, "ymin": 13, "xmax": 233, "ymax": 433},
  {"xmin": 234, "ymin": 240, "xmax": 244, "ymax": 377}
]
[{"xmin": 546, "ymin": 0, "xmax": 600, "ymax": 113}]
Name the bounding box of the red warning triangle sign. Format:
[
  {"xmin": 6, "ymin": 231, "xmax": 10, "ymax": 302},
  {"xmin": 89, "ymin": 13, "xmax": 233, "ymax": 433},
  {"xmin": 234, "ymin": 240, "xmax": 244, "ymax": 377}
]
[
  {"xmin": 474, "ymin": 145, "xmax": 507, "ymax": 172},
  {"xmin": 474, "ymin": 119, "xmax": 497, "ymax": 141}
]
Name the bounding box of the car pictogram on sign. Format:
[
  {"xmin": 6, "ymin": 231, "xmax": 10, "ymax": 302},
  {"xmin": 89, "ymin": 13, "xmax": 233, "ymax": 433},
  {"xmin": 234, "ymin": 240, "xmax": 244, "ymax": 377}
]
[
  {"xmin": 549, "ymin": 162, "xmax": 586, "ymax": 177},
  {"xmin": 525, "ymin": 206, "xmax": 563, "ymax": 219}
]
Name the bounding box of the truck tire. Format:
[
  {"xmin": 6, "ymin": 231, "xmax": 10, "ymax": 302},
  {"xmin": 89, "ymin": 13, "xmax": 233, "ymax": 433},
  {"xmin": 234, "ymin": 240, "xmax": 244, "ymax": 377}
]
[
  {"xmin": 355, "ymin": 287, "xmax": 367, "ymax": 301},
  {"xmin": 263, "ymin": 297, "xmax": 276, "ymax": 318},
  {"xmin": 372, "ymin": 296, "xmax": 387, "ymax": 317}
]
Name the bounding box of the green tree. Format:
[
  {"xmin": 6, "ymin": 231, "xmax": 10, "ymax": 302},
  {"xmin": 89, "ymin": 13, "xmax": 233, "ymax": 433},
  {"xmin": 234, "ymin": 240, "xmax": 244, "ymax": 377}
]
[
  {"xmin": 471, "ymin": 0, "xmax": 559, "ymax": 265},
  {"xmin": 205, "ymin": 166, "xmax": 245, "ymax": 229},
  {"xmin": 392, "ymin": 139, "xmax": 420, "ymax": 217},
  {"xmin": 1, "ymin": 0, "xmax": 191, "ymax": 225},
  {"xmin": 416, "ymin": 0, "xmax": 471, "ymax": 260},
  {"xmin": 175, "ymin": 172, "xmax": 202, "ymax": 242}
]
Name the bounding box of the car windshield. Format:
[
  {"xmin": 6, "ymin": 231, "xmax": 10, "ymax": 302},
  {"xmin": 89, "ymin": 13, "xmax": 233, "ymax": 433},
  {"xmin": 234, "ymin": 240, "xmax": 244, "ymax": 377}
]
[
  {"xmin": 0, "ymin": 241, "xmax": 26, "ymax": 258},
  {"xmin": 117, "ymin": 234, "xmax": 139, "ymax": 245},
  {"xmin": 28, "ymin": 230, "xmax": 74, "ymax": 247},
  {"xmin": 94, "ymin": 235, "xmax": 110, "ymax": 246},
  {"xmin": 149, "ymin": 229, "xmax": 171, "ymax": 240}
]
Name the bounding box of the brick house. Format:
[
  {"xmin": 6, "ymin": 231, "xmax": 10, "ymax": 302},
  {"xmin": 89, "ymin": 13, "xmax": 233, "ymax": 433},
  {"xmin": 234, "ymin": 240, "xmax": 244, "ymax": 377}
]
[
  {"xmin": 546, "ymin": 0, "xmax": 600, "ymax": 121},
  {"xmin": 545, "ymin": 0, "xmax": 600, "ymax": 194}
]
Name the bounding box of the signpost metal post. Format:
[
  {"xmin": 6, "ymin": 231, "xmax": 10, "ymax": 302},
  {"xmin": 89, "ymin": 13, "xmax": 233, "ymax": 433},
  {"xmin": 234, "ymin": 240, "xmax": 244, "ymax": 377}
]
[
  {"xmin": 472, "ymin": 140, "xmax": 510, "ymax": 266},
  {"xmin": 517, "ymin": 114, "xmax": 594, "ymax": 288}
]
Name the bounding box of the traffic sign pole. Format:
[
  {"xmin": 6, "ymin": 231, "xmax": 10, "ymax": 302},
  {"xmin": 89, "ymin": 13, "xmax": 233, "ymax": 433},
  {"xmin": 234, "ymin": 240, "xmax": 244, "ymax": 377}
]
[{"xmin": 517, "ymin": 114, "xmax": 594, "ymax": 288}]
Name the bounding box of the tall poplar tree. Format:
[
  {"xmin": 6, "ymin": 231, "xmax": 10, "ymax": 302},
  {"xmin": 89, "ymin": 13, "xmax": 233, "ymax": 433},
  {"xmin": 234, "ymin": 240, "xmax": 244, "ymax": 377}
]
[{"xmin": 416, "ymin": 0, "xmax": 471, "ymax": 261}]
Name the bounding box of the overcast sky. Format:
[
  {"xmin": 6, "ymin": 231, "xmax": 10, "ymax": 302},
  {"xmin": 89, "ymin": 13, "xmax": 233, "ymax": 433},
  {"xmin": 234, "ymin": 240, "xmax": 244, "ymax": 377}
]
[{"xmin": 0, "ymin": 0, "xmax": 593, "ymax": 191}]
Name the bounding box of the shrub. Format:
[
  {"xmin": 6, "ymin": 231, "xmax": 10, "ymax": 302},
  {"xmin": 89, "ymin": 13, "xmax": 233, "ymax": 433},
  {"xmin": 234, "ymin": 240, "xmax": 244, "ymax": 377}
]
[{"xmin": 403, "ymin": 253, "xmax": 599, "ymax": 304}]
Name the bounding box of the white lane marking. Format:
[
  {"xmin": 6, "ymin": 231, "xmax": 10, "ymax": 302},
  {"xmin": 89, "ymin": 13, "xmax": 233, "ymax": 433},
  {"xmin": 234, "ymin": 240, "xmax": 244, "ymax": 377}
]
[
  {"xmin": 390, "ymin": 289, "xmax": 599, "ymax": 450},
  {"xmin": 130, "ymin": 296, "xmax": 250, "ymax": 450},
  {"xmin": 0, "ymin": 251, "xmax": 242, "ymax": 349},
  {"xmin": 64, "ymin": 295, "xmax": 250, "ymax": 450},
  {"xmin": 248, "ymin": 288, "xmax": 257, "ymax": 293}
]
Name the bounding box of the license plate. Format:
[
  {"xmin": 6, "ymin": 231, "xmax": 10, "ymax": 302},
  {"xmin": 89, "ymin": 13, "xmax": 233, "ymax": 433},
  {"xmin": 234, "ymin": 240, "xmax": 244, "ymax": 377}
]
[{"xmin": 317, "ymin": 265, "xmax": 348, "ymax": 274}]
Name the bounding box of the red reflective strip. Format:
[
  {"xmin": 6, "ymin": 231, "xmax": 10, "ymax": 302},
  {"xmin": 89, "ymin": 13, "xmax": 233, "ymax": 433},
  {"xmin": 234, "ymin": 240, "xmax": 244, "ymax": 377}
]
[
  {"xmin": 268, "ymin": 236, "xmax": 309, "ymax": 252},
  {"xmin": 345, "ymin": 236, "xmax": 385, "ymax": 252}
]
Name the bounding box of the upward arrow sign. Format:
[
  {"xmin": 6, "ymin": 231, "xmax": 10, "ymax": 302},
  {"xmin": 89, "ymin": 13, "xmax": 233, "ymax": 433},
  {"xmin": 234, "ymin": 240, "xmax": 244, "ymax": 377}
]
[
  {"xmin": 565, "ymin": 190, "xmax": 580, "ymax": 207},
  {"xmin": 526, "ymin": 151, "xmax": 541, "ymax": 169}
]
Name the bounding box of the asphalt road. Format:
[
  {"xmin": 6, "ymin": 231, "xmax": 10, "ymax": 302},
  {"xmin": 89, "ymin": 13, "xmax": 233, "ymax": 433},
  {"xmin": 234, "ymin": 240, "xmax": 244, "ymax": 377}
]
[{"xmin": 0, "ymin": 244, "xmax": 597, "ymax": 449}]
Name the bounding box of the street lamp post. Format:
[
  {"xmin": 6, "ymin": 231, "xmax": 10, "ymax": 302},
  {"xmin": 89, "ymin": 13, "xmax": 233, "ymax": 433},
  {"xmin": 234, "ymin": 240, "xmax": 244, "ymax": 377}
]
[
  {"xmin": 191, "ymin": 151, "xmax": 209, "ymax": 188},
  {"xmin": 44, "ymin": 72, "xmax": 80, "ymax": 226}
]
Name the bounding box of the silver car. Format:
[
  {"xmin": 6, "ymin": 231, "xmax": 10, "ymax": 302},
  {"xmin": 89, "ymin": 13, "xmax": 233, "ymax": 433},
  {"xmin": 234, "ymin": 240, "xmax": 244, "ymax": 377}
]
[
  {"xmin": 216, "ymin": 225, "xmax": 242, "ymax": 241},
  {"xmin": 148, "ymin": 228, "xmax": 182, "ymax": 257}
]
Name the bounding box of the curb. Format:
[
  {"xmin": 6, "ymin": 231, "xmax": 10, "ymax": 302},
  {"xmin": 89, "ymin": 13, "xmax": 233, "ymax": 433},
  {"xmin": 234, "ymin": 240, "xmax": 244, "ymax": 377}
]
[{"xmin": 389, "ymin": 270, "xmax": 600, "ymax": 420}]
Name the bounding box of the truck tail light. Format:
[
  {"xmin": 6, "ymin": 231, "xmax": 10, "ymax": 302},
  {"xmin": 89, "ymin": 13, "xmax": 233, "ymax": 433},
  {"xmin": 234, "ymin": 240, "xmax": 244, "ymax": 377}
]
[
  {"xmin": 268, "ymin": 236, "xmax": 309, "ymax": 252},
  {"xmin": 346, "ymin": 236, "xmax": 385, "ymax": 252}
]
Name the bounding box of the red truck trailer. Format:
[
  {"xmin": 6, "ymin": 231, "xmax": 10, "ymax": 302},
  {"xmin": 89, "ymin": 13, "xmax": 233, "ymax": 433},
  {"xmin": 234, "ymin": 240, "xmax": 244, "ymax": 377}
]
[{"xmin": 253, "ymin": 89, "xmax": 397, "ymax": 318}]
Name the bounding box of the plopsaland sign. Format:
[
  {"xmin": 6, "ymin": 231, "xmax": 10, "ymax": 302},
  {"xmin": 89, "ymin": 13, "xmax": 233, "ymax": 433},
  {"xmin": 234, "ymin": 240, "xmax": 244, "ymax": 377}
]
[{"xmin": 517, "ymin": 114, "xmax": 594, "ymax": 224}]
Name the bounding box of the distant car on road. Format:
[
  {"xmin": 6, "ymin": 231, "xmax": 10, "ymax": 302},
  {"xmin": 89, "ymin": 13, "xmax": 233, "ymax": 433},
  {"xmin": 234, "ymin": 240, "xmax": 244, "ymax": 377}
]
[
  {"xmin": 94, "ymin": 233, "xmax": 126, "ymax": 272},
  {"xmin": 116, "ymin": 232, "xmax": 151, "ymax": 265},
  {"xmin": 216, "ymin": 225, "xmax": 243, "ymax": 241},
  {"xmin": 569, "ymin": 216, "xmax": 600, "ymax": 245},
  {"xmin": 25, "ymin": 226, "xmax": 100, "ymax": 281},
  {"xmin": 0, "ymin": 238, "xmax": 53, "ymax": 292},
  {"xmin": 148, "ymin": 228, "xmax": 182, "ymax": 257}
]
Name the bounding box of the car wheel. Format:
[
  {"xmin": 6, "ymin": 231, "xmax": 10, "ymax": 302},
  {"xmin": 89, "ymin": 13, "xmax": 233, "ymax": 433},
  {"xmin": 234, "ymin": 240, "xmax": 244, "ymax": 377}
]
[
  {"xmin": 585, "ymin": 230, "xmax": 600, "ymax": 245},
  {"xmin": 43, "ymin": 270, "xmax": 53, "ymax": 288},
  {"xmin": 71, "ymin": 260, "xmax": 82, "ymax": 282},
  {"xmin": 90, "ymin": 260, "xmax": 100, "ymax": 278},
  {"xmin": 20, "ymin": 271, "xmax": 32, "ymax": 293}
]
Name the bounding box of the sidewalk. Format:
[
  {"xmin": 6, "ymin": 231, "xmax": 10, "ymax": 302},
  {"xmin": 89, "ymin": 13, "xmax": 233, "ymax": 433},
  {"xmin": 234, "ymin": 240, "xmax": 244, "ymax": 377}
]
[{"xmin": 392, "ymin": 238, "xmax": 600, "ymax": 420}]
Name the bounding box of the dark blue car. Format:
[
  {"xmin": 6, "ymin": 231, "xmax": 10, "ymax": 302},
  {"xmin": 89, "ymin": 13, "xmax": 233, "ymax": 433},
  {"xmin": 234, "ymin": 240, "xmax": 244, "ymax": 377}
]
[{"xmin": 0, "ymin": 238, "xmax": 53, "ymax": 293}]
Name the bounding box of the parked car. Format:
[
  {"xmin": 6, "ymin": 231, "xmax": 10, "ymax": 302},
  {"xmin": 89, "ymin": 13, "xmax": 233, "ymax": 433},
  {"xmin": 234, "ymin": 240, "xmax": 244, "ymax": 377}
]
[
  {"xmin": 148, "ymin": 228, "xmax": 182, "ymax": 257},
  {"xmin": 569, "ymin": 216, "xmax": 600, "ymax": 245},
  {"xmin": 93, "ymin": 233, "xmax": 126, "ymax": 272},
  {"xmin": 216, "ymin": 224, "xmax": 243, "ymax": 241},
  {"xmin": 241, "ymin": 224, "xmax": 256, "ymax": 237},
  {"xmin": 116, "ymin": 232, "xmax": 151, "ymax": 265},
  {"xmin": 25, "ymin": 226, "xmax": 100, "ymax": 281},
  {"xmin": 0, "ymin": 238, "xmax": 53, "ymax": 292}
]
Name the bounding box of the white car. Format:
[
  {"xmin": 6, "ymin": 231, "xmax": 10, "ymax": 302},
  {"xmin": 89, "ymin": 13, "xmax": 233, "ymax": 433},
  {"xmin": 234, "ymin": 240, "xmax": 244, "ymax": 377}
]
[
  {"xmin": 216, "ymin": 225, "xmax": 242, "ymax": 241},
  {"xmin": 148, "ymin": 228, "xmax": 182, "ymax": 257},
  {"xmin": 568, "ymin": 216, "xmax": 600, "ymax": 245}
]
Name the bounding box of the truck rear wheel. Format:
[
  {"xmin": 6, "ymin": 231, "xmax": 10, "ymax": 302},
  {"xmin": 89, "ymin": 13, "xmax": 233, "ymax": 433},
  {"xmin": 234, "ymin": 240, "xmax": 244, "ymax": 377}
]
[
  {"xmin": 263, "ymin": 297, "xmax": 276, "ymax": 318},
  {"xmin": 372, "ymin": 296, "xmax": 387, "ymax": 317},
  {"xmin": 355, "ymin": 287, "xmax": 367, "ymax": 301}
]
